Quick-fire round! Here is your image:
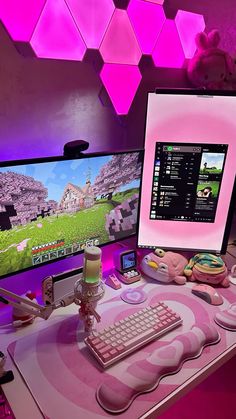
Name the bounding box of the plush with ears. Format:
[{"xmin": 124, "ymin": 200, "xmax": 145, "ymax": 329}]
[
  {"xmin": 184, "ymin": 253, "xmax": 229, "ymax": 287},
  {"xmin": 187, "ymin": 30, "xmax": 234, "ymax": 89},
  {"xmin": 140, "ymin": 248, "xmax": 188, "ymax": 285}
]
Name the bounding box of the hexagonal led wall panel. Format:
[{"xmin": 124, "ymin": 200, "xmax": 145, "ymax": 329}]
[
  {"xmin": 65, "ymin": 0, "xmax": 115, "ymax": 49},
  {"xmin": 175, "ymin": 10, "xmax": 205, "ymax": 59},
  {"xmin": 100, "ymin": 64, "xmax": 142, "ymax": 114},
  {"xmin": 152, "ymin": 19, "xmax": 185, "ymax": 68},
  {"xmin": 144, "ymin": 1, "xmax": 165, "ymax": 4},
  {"xmin": 127, "ymin": 0, "xmax": 166, "ymax": 54},
  {"xmin": 30, "ymin": 0, "xmax": 86, "ymax": 61},
  {"xmin": 0, "ymin": 0, "xmax": 205, "ymax": 114},
  {"xmin": 100, "ymin": 9, "xmax": 142, "ymax": 65},
  {"xmin": 0, "ymin": 0, "xmax": 46, "ymax": 41}
]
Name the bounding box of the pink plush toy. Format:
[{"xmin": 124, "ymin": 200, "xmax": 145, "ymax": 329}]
[
  {"xmin": 187, "ymin": 30, "xmax": 234, "ymax": 89},
  {"xmin": 140, "ymin": 248, "xmax": 188, "ymax": 285},
  {"xmin": 184, "ymin": 253, "xmax": 229, "ymax": 287}
]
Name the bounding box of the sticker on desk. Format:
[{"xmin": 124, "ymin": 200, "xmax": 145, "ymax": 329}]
[{"xmin": 120, "ymin": 288, "xmax": 147, "ymax": 304}]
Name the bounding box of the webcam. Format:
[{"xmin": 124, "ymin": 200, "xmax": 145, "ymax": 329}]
[{"xmin": 63, "ymin": 140, "xmax": 89, "ymax": 157}]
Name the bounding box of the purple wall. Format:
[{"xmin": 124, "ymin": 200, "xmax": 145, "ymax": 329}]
[{"xmin": 0, "ymin": 0, "xmax": 236, "ymax": 293}]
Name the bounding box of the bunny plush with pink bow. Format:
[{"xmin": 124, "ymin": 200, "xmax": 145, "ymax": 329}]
[{"xmin": 187, "ymin": 30, "xmax": 234, "ymax": 89}]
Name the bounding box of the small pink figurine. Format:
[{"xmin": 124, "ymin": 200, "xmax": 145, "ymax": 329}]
[{"xmin": 141, "ymin": 249, "xmax": 188, "ymax": 285}]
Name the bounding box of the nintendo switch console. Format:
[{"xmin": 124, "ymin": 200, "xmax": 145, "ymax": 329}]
[{"xmin": 42, "ymin": 266, "xmax": 83, "ymax": 304}]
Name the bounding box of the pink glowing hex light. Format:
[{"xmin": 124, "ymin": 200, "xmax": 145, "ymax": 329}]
[
  {"xmin": 30, "ymin": 0, "xmax": 86, "ymax": 61},
  {"xmin": 99, "ymin": 9, "xmax": 142, "ymax": 65},
  {"xmin": 0, "ymin": 0, "xmax": 46, "ymax": 42},
  {"xmin": 127, "ymin": 0, "xmax": 166, "ymax": 55},
  {"xmin": 152, "ymin": 19, "xmax": 185, "ymax": 68},
  {"xmin": 143, "ymin": 1, "xmax": 165, "ymax": 5},
  {"xmin": 175, "ymin": 10, "xmax": 205, "ymax": 59},
  {"xmin": 65, "ymin": 0, "xmax": 115, "ymax": 49},
  {"xmin": 100, "ymin": 63, "xmax": 142, "ymax": 114}
]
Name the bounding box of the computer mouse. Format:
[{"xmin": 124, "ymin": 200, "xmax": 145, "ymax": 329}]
[{"xmin": 192, "ymin": 284, "xmax": 223, "ymax": 305}]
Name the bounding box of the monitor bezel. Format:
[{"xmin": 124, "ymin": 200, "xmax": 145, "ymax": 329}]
[
  {"xmin": 137, "ymin": 88, "xmax": 236, "ymax": 255},
  {"xmin": 0, "ymin": 148, "xmax": 144, "ymax": 280}
]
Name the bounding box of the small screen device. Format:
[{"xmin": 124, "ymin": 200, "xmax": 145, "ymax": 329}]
[{"xmin": 113, "ymin": 249, "xmax": 141, "ymax": 284}]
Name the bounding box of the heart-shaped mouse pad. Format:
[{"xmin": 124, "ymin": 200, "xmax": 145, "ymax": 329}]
[{"xmin": 120, "ymin": 288, "xmax": 147, "ymax": 304}]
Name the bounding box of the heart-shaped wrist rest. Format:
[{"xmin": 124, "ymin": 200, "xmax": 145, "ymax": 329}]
[{"xmin": 96, "ymin": 323, "xmax": 220, "ymax": 414}]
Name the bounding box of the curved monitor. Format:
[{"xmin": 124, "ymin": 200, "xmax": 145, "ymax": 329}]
[
  {"xmin": 138, "ymin": 89, "xmax": 236, "ymax": 254},
  {"xmin": 0, "ymin": 150, "xmax": 143, "ymax": 279}
]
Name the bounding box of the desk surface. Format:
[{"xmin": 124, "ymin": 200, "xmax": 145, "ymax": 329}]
[{"xmin": 1, "ymin": 258, "xmax": 236, "ymax": 419}]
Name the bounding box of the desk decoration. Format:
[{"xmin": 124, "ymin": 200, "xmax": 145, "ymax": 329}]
[
  {"xmin": 214, "ymin": 303, "xmax": 236, "ymax": 331},
  {"xmin": 140, "ymin": 248, "xmax": 188, "ymax": 284},
  {"xmin": 96, "ymin": 322, "xmax": 220, "ymax": 414},
  {"xmin": 0, "ymin": 351, "xmax": 14, "ymax": 385},
  {"xmin": 120, "ymin": 288, "xmax": 147, "ymax": 304},
  {"xmin": 184, "ymin": 253, "xmax": 230, "ymax": 287}
]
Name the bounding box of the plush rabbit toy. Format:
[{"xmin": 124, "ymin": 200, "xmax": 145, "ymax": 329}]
[{"xmin": 187, "ymin": 30, "xmax": 233, "ymax": 89}]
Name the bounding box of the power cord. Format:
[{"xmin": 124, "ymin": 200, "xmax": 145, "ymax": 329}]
[{"xmin": 0, "ymin": 316, "xmax": 35, "ymax": 328}]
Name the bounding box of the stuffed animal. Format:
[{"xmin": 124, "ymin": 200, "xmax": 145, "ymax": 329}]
[
  {"xmin": 184, "ymin": 253, "xmax": 229, "ymax": 287},
  {"xmin": 140, "ymin": 248, "xmax": 188, "ymax": 285},
  {"xmin": 187, "ymin": 30, "xmax": 234, "ymax": 89}
]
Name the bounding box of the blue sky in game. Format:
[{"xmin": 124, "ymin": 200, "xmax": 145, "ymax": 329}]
[{"xmin": 0, "ymin": 154, "xmax": 140, "ymax": 201}]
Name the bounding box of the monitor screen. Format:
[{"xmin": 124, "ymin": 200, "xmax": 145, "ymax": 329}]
[
  {"xmin": 138, "ymin": 90, "xmax": 236, "ymax": 254},
  {"xmin": 0, "ymin": 150, "xmax": 143, "ymax": 279}
]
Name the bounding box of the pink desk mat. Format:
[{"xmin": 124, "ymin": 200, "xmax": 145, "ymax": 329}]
[{"xmin": 8, "ymin": 282, "xmax": 236, "ymax": 419}]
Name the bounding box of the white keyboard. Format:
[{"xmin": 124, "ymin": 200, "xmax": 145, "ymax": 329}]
[{"xmin": 85, "ymin": 301, "xmax": 182, "ymax": 368}]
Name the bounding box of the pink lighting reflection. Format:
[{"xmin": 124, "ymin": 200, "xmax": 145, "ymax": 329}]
[
  {"xmin": 100, "ymin": 9, "xmax": 142, "ymax": 65},
  {"xmin": 30, "ymin": 0, "xmax": 86, "ymax": 61},
  {"xmin": 175, "ymin": 10, "xmax": 205, "ymax": 59},
  {"xmin": 100, "ymin": 64, "xmax": 142, "ymax": 114},
  {"xmin": 144, "ymin": 1, "xmax": 165, "ymax": 4},
  {"xmin": 127, "ymin": 0, "xmax": 166, "ymax": 54},
  {"xmin": 0, "ymin": 0, "xmax": 46, "ymax": 41},
  {"xmin": 152, "ymin": 19, "xmax": 185, "ymax": 68},
  {"xmin": 65, "ymin": 0, "xmax": 115, "ymax": 49}
]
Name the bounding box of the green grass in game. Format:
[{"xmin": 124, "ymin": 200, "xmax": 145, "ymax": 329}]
[
  {"xmin": 200, "ymin": 168, "xmax": 222, "ymax": 174},
  {"xmin": 0, "ymin": 188, "xmax": 139, "ymax": 276}
]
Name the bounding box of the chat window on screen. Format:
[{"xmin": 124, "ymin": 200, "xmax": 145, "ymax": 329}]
[{"xmin": 150, "ymin": 142, "xmax": 228, "ymax": 223}]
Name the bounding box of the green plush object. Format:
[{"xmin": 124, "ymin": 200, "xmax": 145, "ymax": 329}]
[{"xmin": 184, "ymin": 253, "xmax": 229, "ymax": 287}]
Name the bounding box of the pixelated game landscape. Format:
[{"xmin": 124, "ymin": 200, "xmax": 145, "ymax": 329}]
[{"xmin": 0, "ymin": 153, "xmax": 142, "ymax": 277}]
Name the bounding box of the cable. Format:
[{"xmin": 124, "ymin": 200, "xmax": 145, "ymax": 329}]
[{"xmin": 0, "ymin": 316, "xmax": 35, "ymax": 328}]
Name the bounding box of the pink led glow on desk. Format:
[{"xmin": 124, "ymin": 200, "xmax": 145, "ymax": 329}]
[
  {"xmin": 127, "ymin": 0, "xmax": 166, "ymax": 54},
  {"xmin": 65, "ymin": 0, "xmax": 115, "ymax": 49},
  {"xmin": 152, "ymin": 19, "xmax": 185, "ymax": 68},
  {"xmin": 100, "ymin": 63, "xmax": 141, "ymax": 114},
  {"xmin": 175, "ymin": 10, "xmax": 205, "ymax": 59},
  {"xmin": 99, "ymin": 9, "xmax": 142, "ymax": 65},
  {"xmin": 30, "ymin": 0, "xmax": 86, "ymax": 61},
  {"xmin": 0, "ymin": 0, "xmax": 46, "ymax": 41}
]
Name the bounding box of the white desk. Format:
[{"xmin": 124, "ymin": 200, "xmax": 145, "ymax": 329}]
[{"xmin": 1, "ymin": 248, "xmax": 236, "ymax": 419}]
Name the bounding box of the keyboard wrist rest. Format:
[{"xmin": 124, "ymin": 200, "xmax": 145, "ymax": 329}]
[{"xmin": 96, "ymin": 323, "xmax": 220, "ymax": 414}]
